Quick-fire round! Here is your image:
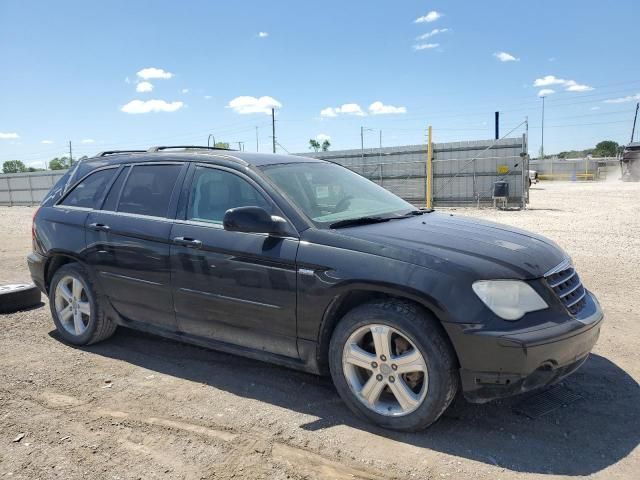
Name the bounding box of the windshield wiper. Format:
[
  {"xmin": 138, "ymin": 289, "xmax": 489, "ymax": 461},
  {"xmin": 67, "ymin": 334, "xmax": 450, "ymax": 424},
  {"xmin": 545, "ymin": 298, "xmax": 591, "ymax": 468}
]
[
  {"xmin": 384, "ymin": 209, "xmax": 435, "ymax": 220},
  {"xmin": 329, "ymin": 216, "xmax": 391, "ymax": 229},
  {"xmin": 403, "ymin": 208, "xmax": 434, "ymax": 216}
]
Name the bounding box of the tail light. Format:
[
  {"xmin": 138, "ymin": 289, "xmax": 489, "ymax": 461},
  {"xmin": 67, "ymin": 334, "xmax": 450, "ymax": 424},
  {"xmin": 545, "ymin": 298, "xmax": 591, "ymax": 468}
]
[{"xmin": 31, "ymin": 206, "xmax": 40, "ymax": 248}]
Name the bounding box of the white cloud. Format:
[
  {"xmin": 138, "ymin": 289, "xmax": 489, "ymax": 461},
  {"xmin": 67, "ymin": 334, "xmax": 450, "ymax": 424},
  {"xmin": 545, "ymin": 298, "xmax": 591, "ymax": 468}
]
[
  {"xmin": 538, "ymin": 89, "xmax": 555, "ymax": 97},
  {"xmin": 227, "ymin": 95, "xmax": 282, "ymax": 114},
  {"xmin": 603, "ymin": 93, "xmax": 640, "ymax": 104},
  {"xmin": 369, "ymin": 101, "xmax": 407, "ymax": 115},
  {"xmin": 316, "ymin": 134, "xmax": 331, "ymax": 142},
  {"xmin": 533, "ymin": 75, "xmax": 593, "ymax": 93},
  {"xmin": 181, "ymin": 88, "xmax": 189, "ymax": 94},
  {"xmin": 121, "ymin": 99, "xmax": 185, "ymax": 114},
  {"xmin": 564, "ymin": 80, "xmax": 594, "ymax": 92},
  {"xmin": 320, "ymin": 103, "xmax": 365, "ymax": 117},
  {"xmin": 81, "ymin": 139, "xmax": 95, "ymax": 144},
  {"xmin": 258, "ymin": 32, "xmax": 268, "ymax": 38},
  {"xmin": 413, "ymin": 43, "xmax": 439, "ymax": 51},
  {"xmin": 204, "ymin": 95, "xmax": 212, "ymax": 100},
  {"xmin": 590, "ymin": 106, "xmax": 601, "ymax": 110},
  {"xmin": 0, "ymin": 132, "xmax": 19, "ymax": 140},
  {"xmin": 41, "ymin": 140, "xmax": 53, "ymax": 144},
  {"xmin": 494, "ymin": 51, "xmax": 519, "ymax": 62},
  {"xmin": 136, "ymin": 67, "xmax": 173, "ymax": 80},
  {"xmin": 415, "ymin": 11, "xmax": 442, "ymax": 23},
  {"xmin": 533, "ymin": 75, "xmax": 567, "ymax": 87},
  {"xmin": 320, "ymin": 107, "xmax": 337, "ymax": 118},
  {"xmin": 415, "ymin": 28, "xmax": 448, "ymax": 40},
  {"xmin": 136, "ymin": 81, "xmax": 154, "ymax": 93}
]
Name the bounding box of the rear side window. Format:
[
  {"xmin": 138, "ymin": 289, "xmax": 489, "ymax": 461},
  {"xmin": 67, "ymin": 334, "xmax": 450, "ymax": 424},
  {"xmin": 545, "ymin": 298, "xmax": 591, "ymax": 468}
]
[
  {"xmin": 60, "ymin": 168, "xmax": 116, "ymax": 209},
  {"xmin": 102, "ymin": 167, "xmax": 129, "ymax": 211},
  {"xmin": 118, "ymin": 164, "xmax": 182, "ymax": 217}
]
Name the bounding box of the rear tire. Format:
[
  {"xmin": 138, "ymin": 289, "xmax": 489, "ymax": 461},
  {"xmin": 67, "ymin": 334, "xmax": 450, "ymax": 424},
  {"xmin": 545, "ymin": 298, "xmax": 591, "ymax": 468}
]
[
  {"xmin": 49, "ymin": 263, "xmax": 116, "ymax": 345},
  {"xmin": 329, "ymin": 299, "xmax": 458, "ymax": 431}
]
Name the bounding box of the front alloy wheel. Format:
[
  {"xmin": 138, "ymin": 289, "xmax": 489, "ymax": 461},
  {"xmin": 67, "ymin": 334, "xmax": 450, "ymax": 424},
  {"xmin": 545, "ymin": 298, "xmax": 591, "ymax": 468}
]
[
  {"xmin": 343, "ymin": 324, "xmax": 428, "ymax": 416},
  {"xmin": 329, "ymin": 299, "xmax": 458, "ymax": 431}
]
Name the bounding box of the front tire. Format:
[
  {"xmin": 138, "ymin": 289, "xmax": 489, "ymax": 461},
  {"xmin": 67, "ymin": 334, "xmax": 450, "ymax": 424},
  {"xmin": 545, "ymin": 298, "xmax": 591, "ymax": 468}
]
[
  {"xmin": 49, "ymin": 263, "xmax": 116, "ymax": 345},
  {"xmin": 329, "ymin": 299, "xmax": 458, "ymax": 431}
]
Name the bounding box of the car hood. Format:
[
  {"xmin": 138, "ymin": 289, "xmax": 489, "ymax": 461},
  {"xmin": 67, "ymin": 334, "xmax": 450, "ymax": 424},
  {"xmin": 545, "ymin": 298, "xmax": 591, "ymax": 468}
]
[{"xmin": 332, "ymin": 212, "xmax": 567, "ymax": 280}]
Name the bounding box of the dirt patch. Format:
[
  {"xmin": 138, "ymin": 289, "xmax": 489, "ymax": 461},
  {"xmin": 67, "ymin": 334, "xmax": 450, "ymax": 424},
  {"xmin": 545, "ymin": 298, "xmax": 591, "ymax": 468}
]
[{"xmin": 1, "ymin": 181, "xmax": 639, "ymax": 479}]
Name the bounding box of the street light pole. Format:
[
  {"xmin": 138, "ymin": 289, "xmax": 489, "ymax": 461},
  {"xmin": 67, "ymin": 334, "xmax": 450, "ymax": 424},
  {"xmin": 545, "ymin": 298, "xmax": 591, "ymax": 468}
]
[{"xmin": 360, "ymin": 126, "xmax": 364, "ymax": 166}]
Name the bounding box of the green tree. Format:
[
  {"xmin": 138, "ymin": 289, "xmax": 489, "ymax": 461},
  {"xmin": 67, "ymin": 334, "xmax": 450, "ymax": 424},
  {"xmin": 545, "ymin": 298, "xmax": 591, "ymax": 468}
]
[
  {"xmin": 214, "ymin": 142, "xmax": 230, "ymax": 149},
  {"xmin": 2, "ymin": 160, "xmax": 27, "ymax": 173},
  {"xmin": 321, "ymin": 139, "xmax": 331, "ymax": 152},
  {"xmin": 309, "ymin": 139, "xmax": 321, "ymax": 152},
  {"xmin": 49, "ymin": 156, "xmax": 72, "ymax": 170},
  {"xmin": 593, "ymin": 140, "xmax": 619, "ymax": 158}
]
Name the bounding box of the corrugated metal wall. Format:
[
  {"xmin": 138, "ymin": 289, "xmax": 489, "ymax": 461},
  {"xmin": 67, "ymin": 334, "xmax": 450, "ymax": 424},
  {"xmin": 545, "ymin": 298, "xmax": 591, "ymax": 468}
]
[
  {"xmin": 530, "ymin": 157, "xmax": 619, "ymax": 179},
  {"xmin": 0, "ymin": 170, "xmax": 67, "ymax": 206},
  {"xmin": 302, "ymin": 137, "xmax": 527, "ymax": 207},
  {"xmin": 2, "ymin": 137, "xmax": 528, "ymax": 208}
]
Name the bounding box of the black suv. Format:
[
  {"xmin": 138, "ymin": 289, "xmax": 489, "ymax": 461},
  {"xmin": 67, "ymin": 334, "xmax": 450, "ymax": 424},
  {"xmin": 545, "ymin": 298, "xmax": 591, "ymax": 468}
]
[{"xmin": 28, "ymin": 146, "xmax": 603, "ymax": 431}]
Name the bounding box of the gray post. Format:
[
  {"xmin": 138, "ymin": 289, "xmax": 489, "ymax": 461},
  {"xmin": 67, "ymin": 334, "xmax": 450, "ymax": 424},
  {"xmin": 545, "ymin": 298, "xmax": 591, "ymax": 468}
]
[
  {"xmin": 7, "ymin": 177, "xmax": 13, "ymax": 207},
  {"xmin": 27, "ymin": 174, "xmax": 34, "ymax": 206}
]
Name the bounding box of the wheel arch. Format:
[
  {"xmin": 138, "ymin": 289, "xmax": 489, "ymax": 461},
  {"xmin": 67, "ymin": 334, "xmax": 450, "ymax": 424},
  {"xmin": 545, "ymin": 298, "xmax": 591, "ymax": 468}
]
[
  {"xmin": 315, "ymin": 285, "xmax": 460, "ymax": 375},
  {"xmin": 44, "ymin": 252, "xmax": 83, "ymax": 293}
]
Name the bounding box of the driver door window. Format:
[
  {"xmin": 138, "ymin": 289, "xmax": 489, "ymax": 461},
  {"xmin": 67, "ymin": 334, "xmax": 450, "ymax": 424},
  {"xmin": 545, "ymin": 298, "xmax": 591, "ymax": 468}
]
[{"xmin": 187, "ymin": 166, "xmax": 271, "ymax": 224}]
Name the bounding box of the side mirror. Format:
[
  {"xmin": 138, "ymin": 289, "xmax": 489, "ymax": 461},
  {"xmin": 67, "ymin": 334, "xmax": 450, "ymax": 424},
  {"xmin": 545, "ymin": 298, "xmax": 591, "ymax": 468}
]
[{"xmin": 223, "ymin": 206, "xmax": 287, "ymax": 236}]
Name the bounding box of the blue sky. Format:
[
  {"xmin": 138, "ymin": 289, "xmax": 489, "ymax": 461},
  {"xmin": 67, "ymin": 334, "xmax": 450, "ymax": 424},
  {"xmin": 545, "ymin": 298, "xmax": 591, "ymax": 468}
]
[{"xmin": 1, "ymin": 0, "xmax": 638, "ymax": 166}]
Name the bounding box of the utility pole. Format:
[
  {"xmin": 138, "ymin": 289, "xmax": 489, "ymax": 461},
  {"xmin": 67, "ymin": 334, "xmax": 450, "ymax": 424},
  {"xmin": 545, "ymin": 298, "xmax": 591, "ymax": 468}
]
[
  {"xmin": 541, "ymin": 96, "xmax": 545, "ymax": 159},
  {"xmin": 237, "ymin": 141, "xmax": 244, "ymax": 151},
  {"xmin": 271, "ymin": 108, "xmax": 276, "ymax": 153},
  {"xmin": 630, "ymin": 102, "xmax": 639, "ymax": 144},
  {"xmin": 68, "ymin": 141, "xmax": 73, "ymax": 166},
  {"xmin": 255, "ymin": 126, "xmax": 259, "ymax": 152}
]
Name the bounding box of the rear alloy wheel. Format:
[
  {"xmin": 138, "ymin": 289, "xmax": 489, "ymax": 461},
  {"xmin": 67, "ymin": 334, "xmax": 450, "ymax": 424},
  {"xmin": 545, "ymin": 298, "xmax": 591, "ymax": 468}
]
[
  {"xmin": 49, "ymin": 263, "xmax": 117, "ymax": 345},
  {"xmin": 329, "ymin": 299, "xmax": 458, "ymax": 431},
  {"xmin": 54, "ymin": 275, "xmax": 91, "ymax": 336}
]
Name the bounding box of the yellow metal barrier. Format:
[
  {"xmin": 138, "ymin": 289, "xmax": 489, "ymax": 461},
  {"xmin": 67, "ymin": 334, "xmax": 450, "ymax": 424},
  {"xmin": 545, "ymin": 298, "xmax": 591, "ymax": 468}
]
[
  {"xmin": 538, "ymin": 173, "xmax": 595, "ymax": 181},
  {"xmin": 426, "ymin": 126, "xmax": 433, "ymax": 208}
]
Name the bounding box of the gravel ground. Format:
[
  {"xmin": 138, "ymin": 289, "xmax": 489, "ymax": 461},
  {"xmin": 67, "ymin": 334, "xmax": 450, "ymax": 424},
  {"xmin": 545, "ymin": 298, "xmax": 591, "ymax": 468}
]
[{"xmin": 0, "ymin": 180, "xmax": 639, "ymax": 479}]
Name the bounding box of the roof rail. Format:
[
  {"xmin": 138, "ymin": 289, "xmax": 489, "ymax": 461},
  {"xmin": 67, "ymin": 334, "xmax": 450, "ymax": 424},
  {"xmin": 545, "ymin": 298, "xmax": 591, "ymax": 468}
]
[
  {"xmin": 147, "ymin": 145, "xmax": 234, "ymax": 153},
  {"xmin": 96, "ymin": 150, "xmax": 147, "ymax": 157}
]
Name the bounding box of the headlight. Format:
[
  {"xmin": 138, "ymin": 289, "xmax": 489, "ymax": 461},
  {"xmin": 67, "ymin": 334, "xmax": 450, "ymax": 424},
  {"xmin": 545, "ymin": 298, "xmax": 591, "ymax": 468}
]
[{"xmin": 472, "ymin": 280, "xmax": 548, "ymax": 321}]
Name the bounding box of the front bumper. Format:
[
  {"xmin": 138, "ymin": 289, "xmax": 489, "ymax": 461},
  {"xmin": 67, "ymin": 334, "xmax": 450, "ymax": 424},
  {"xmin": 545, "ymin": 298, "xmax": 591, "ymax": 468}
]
[{"xmin": 445, "ymin": 290, "xmax": 603, "ymax": 403}]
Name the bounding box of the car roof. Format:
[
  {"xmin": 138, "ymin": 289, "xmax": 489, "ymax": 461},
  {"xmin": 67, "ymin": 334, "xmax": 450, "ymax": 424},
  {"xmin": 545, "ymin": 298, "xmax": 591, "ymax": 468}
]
[{"xmin": 82, "ymin": 148, "xmax": 323, "ymax": 169}]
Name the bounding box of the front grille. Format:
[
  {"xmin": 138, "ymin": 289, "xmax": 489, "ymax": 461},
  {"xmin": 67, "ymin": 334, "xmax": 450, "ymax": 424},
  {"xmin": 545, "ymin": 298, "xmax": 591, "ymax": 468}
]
[{"xmin": 545, "ymin": 265, "xmax": 587, "ymax": 315}]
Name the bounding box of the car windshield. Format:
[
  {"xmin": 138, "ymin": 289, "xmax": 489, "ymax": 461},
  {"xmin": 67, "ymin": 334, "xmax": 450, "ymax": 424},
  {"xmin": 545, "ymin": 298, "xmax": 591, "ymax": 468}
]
[{"xmin": 261, "ymin": 162, "xmax": 417, "ymax": 228}]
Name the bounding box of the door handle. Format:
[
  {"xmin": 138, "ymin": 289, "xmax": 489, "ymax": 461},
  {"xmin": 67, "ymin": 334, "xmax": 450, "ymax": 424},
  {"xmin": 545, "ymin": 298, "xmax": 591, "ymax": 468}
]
[
  {"xmin": 172, "ymin": 236, "xmax": 202, "ymax": 248},
  {"xmin": 88, "ymin": 222, "xmax": 111, "ymax": 232}
]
